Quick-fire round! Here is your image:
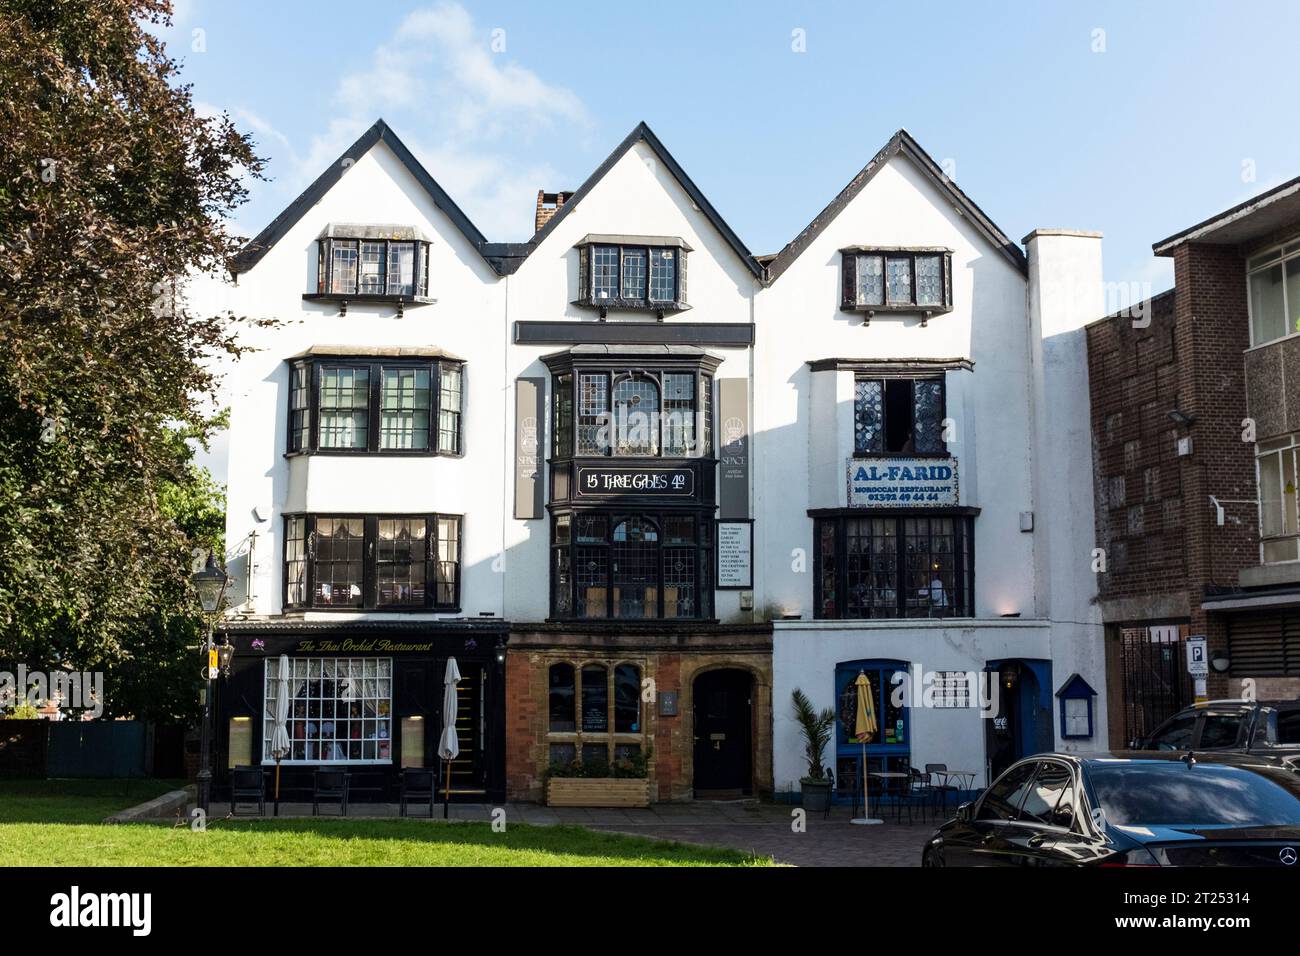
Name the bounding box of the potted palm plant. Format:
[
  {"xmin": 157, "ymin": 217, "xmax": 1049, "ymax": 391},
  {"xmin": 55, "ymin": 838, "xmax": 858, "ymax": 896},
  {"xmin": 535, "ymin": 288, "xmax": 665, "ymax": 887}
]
[{"xmin": 791, "ymin": 688, "xmax": 835, "ymax": 812}]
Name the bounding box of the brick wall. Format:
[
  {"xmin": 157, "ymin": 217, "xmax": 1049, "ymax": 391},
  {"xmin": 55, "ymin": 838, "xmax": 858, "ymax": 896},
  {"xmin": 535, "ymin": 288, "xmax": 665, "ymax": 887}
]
[
  {"xmin": 505, "ymin": 626, "xmax": 772, "ymax": 803},
  {"xmin": 1172, "ymin": 243, "xmax": 1259, "ymax": 696}
]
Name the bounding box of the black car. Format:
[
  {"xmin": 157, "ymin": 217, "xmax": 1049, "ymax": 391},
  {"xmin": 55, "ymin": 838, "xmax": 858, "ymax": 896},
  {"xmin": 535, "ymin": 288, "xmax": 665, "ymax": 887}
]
[
  {"xmin": 923, "ymin": 751, "xmax": 1300, "ymax": 866},
  {"xmin": 1134, "ymin": 699, "xmax": 1300, "ymax": 758}
]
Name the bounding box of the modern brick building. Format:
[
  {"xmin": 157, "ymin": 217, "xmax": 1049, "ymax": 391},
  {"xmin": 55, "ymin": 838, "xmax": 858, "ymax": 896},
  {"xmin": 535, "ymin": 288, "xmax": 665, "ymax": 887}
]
[{"xmin": 1087, "ymin": 178, "xmax": 1300, "ymax": 747}]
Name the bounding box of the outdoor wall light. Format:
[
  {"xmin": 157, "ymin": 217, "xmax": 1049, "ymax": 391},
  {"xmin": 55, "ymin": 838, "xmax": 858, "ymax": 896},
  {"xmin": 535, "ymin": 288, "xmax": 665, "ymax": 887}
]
[
  {"xmin": 217, "ymin": 637, "xmax": 235, "ymax": 677},
  {"xmin": 192, "ymin": 551, "xmax": 229, "ymax": 614},
  {"xmin": 494, "ymin": 638, "xmax": 507, "ymax": 664},
  {"xmin": 1000, "ymin": 662, "xmax": 1020, "ymax": 691},
  {"xmin": 1210, "ymin": 649, "xmax": 1231, "ymax": 673},
  {"xmin": 1167, "ymin": 408, "xmax": 1196, "ymax": 428}
]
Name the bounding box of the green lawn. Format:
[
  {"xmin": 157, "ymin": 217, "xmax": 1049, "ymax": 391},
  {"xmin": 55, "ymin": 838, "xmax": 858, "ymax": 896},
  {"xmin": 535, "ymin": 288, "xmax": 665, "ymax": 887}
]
[{"xmin": 0, "ymin": 780, "xmax": 770, "ymax": 867}]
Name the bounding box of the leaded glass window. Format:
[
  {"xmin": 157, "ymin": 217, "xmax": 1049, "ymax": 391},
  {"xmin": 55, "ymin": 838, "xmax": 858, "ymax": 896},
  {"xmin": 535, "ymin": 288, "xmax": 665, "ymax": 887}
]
[
  {"xmin": 612, "ymin": 376, "xmax": 659, "ymax": 456},
  {"xmin": 329, "ymin": 241, "xmax": 358, "ymax": 294},
  {"xmin": 816, "ymin": 516, "xmax": 972, "ymax": 619},
  {"xmin": 578, "ymin": 373, "xmax": 608, "ymax": 455},
  {"xmin": 438, "ymin": 363, "xmax": 462, "ymax": 455},
  {"xmin": 380, "ymin": 368, "xmax": 430, "ymax": 450},
  {"xmin": 284, "ymin": 516, "xmax": 307, "ymax": 608},
  {"xmin": 265, "ymin": 657, "xmax": 392, "ymax": 764},
  {"xmin": 593, "ymin": 246, "xmax": 619, "ymax": 301},
  {"xmin": 358, "ymin": 241, "xmax": 385, "ymax": 294},
  {"xmin": 435, "ymin": 516, "xmax": 460, "ymax": 606},
  {"xmin": 650, "ymin": 249, "xmax": 676, "ymax": 302},
  {"xmin": 289, "ymin": 363, "xmax": 311, "ymax": 452},
  {"xmin": 319, "ymin": 366, "xmax": 369, "ymax": 449},
  {"xmin": 915, "ymin": 254, "xmax": 943, "ymax": 306},
  {"xmin": 313, "ymin": 516, "xmax": 365, "ymax": 607},
  {"xmin": 886, "ymin": 256, "xmax": 912, "ymax": 304},
  {"xmin": 553, "ymin": 374, "xmax": 573, "ymax": 458},
  {"xmin": 376, "ymin": 518, "xmax": 426, "ymax": 606},
  {"xmin": 912, "ymin": 380, "xmax": 945, "ymax": 453},
  {"xmin": 663, "ymin": 372, "xmax": 696, "ymax": 456},
  {"xmin": 854, "ymin": 379, "xmax": 883, "ymax": 453},
  {"xmin": 612, "ymin": 518, "xmax": 659, "ymax": 618},
  {"xmin": 386, "ymin": 242, "xmax": 415, "ymax": 296},
  {"xmin": 621, "ymin": 248, "xmax": 647, "ymax": 300},
  {"xmin": 856, "ymin": 254, "xmax": 884, "ymax": 306}
]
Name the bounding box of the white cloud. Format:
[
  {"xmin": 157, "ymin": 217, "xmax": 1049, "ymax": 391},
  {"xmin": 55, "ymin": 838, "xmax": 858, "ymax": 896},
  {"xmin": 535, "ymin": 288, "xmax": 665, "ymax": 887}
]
[{"xmin": 280, "ymin": 1, "xmax": 591, "ymax": 240}]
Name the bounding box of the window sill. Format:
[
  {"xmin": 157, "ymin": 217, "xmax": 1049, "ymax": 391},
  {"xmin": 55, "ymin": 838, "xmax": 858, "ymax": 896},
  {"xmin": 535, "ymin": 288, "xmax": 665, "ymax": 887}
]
[
  {"xmin": 840, "ymin": 303, "xmax": 953, "ymax": 326},
  {"xmin": 572, "ymin": 298, "xmax": 691, "ymax": 318},
  {"xmin": 303, "ymin": 292, "xmax": 437, "ymax": 316},
  {"xmin": 284, "ymin": 449, "xmax": 461, "ymax": 459},
  {"xmin": 851, "ymin": 451, "xmax": 951, "ymax": 459}
]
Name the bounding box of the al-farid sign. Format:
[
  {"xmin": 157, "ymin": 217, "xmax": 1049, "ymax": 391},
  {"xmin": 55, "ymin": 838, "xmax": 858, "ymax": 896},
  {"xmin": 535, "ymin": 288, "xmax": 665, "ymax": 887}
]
[{"xmin": 848, "ymin": 457, "xmax": 959, "ymax": 507}]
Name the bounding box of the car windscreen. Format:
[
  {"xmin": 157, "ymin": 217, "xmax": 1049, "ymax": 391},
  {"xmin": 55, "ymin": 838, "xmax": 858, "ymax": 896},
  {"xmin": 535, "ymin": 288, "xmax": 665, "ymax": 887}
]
[{"xmin": 1087, "ymin": 762, "xmax": 1300, "ymax": 827}]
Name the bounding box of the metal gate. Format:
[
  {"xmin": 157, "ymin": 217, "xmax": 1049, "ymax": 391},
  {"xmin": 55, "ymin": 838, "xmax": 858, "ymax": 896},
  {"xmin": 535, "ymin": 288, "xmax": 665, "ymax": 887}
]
[{"xmin": 1118, "ymin": 625, "xmax": 1193, "ymax": 744}]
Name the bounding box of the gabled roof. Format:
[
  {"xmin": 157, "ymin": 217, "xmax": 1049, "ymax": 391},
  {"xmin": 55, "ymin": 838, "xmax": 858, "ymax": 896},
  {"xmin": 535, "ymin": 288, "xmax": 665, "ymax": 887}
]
[
  {"xmin": 520, "ymin": 121, "xmax": 764, "ymax": 279},
  {"xmin": 230, "ymin": 119, "xmax": 492, "ymax": 275},
  {"xmin": 763, "ymin": 129, "xmax": 1028, "ymax": 282}
]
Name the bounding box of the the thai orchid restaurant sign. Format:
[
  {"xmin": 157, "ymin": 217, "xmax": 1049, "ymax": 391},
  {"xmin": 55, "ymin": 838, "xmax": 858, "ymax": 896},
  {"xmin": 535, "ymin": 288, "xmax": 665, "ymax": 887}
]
[
  {"xmin": 576, "ymin": 466, "xmax": 694, "ymax": 497},
  {"xmin": 848, "ymin": 457, "xmax": 959, "ymax": 507}
]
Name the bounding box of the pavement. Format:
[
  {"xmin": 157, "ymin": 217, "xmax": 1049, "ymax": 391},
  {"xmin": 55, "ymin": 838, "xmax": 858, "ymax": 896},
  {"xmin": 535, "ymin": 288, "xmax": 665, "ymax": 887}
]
[{"xmin": 204, "ymin": 799, "xmax": 935, "ymax": 867}]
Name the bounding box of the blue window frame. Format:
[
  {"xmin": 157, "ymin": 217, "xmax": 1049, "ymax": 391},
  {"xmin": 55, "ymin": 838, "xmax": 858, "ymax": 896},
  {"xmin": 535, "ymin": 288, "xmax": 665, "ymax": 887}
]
[{"xmin": 833, "ymin": 660, "xmax": 910, "ymax": 801}]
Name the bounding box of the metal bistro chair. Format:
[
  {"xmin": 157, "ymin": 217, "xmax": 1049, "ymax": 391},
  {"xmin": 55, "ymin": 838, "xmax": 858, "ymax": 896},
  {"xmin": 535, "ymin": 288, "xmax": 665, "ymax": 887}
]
[
  {"xmin": 229, "ymin": 766, "xmax": 267, "ymax": 817},
  {"xmin": 908, "ymin": 767, "xmax": 935, "ymax": 824},
  {"xmin": 313, "ymin": 768, "xmax": 351, "ymax": 816},
  {"xmin": 400, "ymin": 768, "xmax": 436, "ymax": 818},
  {"xmin": 926, "ymin": 763, "xmax": 959, "ymax": 817}
]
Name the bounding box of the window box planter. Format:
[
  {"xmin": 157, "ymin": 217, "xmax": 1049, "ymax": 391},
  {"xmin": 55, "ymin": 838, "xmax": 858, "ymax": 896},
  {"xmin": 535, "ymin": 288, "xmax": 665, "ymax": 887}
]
[{"xmin": 546, "ymin": 777, "xmax": 651, "ymax": 808}]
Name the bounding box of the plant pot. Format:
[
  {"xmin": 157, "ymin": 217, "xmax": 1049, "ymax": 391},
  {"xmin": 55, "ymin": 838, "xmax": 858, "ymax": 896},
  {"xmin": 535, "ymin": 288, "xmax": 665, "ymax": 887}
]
[
  {"xmin": 546, "ymin": 777, "xmax": 651, "ymax": 808},
  {"xmin": 800, "ymin": 778, "xmax": 832, "ymax": 812}
]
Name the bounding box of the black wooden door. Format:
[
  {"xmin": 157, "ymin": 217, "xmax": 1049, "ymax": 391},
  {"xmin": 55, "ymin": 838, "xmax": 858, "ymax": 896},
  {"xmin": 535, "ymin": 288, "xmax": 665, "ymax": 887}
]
[{"xmin": 692, "ymin": 669, "xmax": 752, "ymax": 796}]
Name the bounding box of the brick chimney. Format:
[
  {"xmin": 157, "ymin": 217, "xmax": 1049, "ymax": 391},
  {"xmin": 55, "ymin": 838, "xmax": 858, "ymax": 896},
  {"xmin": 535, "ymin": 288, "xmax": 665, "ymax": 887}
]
[{"xmin": 535, "ymin": 190, "xmax": 573, "ymax": 234}]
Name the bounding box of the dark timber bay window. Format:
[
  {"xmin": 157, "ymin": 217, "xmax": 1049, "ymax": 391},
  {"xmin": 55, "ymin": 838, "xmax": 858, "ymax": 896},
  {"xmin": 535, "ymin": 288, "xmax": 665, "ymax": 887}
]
[
  {"xmin": 815, "ymin": 514, "xmax": 973, "ymax": 619},
  {"xmin": 283, "ymin": 514, "xmax": 461, "ymax": 611},
  {"xmin": 553, "ymin": 369, "xmax": 712, "ymax": 458},
  {"xmin": 307, "ymin": 226, "xmax": 433, "ymax": 314},
  {"xmin": 551, "ymin": 513, "xmax": 712, "ymax": 620},
  {"xmin": 841, "ymin": 248, "xmax": 953, "ymax": 322},
  {"xmin": 286, "ymin": 357, "xmax": 463, "ymax": 455},
  {"xmin": 574, "ymin": 235, "xmax": 690, "ymax": 315},
  {"xmin": 854, "ymin": 376, "xmax": 945, "ymax": 454}
]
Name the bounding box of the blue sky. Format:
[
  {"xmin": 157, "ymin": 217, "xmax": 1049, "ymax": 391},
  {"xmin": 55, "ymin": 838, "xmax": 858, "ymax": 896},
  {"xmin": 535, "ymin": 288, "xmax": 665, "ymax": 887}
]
[{"xmin": 161, "ymin": 0, "xmax": 1300, "ymax": 295}]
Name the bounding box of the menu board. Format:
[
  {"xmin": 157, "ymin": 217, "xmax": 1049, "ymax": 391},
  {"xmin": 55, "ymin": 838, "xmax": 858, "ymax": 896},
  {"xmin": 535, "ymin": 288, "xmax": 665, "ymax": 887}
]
[{"xmin": 716, "ymin": 521, "xmax": 753, "ymax": 589}]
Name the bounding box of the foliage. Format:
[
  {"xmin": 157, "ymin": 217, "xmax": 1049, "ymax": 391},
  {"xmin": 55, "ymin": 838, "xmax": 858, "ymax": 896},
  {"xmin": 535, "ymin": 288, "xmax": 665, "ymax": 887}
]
[
  {"xmin": 3, "ymin": 700, "xmax": 40, "ymax": 720},
  {"xmin": 0, "ymin": 1, "xmax": 265, "ymax": 699},
  {"xmin": 791, "ymin": 688, "xmax": 835, "ymax": 783},
  {"xmin": 547, "ymin": 747, "xmax": 652, "ymax": 779}
]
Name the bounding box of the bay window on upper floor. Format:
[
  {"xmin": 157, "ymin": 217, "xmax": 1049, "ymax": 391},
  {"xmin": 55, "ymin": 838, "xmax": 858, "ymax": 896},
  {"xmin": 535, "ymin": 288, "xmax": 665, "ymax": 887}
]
[
  {"xmin": 283, "ymin": 513, "xmax": 461, "ymax": 611},
  {"xmin": 551, "ymin": 367, "xmax": 713, "ymax": 459},
  {"xmin": 574, "ymin": 235, "xmax": 690, "ymax": 316},
  {"xmin": 1258, "ymin": 433, "xmax": 1300, "ymax": 563},
  {"xmin": 841, "ymin": 247, "xmax": 953, "ymax": 324},
  {"xmin": 304, "ymin": 225, "xmax": 434, "ymax": 315},
  {"xmin": 1247, "ymin": 241, "xmax": 1300, "ymax": 347},
  {"xmin": 286, "ymin": 354, "xmax": 463, "ymax": 456}
]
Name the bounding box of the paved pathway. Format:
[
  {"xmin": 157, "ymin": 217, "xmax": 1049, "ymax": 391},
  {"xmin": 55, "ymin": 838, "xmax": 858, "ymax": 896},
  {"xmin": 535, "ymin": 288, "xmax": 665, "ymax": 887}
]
[{"xmin": 205, "ymin": 799, "xmax": 933, "ymax": 867}]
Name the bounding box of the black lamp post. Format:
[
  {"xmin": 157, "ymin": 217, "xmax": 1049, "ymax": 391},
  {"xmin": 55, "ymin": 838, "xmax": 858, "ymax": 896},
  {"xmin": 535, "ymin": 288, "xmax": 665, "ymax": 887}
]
[{"xmin": 192, "ymin": 551, "xmax": 229, "ymax": 815}]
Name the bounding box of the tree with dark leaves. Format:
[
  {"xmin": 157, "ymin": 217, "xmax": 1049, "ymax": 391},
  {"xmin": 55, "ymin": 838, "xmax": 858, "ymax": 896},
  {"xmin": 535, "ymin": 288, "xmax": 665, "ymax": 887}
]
[{"xmin": 0, "ymin": 0, "xmax": 264, "ymax": 716}]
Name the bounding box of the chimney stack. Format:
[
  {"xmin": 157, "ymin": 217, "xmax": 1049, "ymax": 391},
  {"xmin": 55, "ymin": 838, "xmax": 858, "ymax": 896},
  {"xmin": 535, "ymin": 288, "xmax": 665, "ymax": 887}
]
[{"xmin": 535, "ymin": 190, "xmax": 574, "ymax": 234}]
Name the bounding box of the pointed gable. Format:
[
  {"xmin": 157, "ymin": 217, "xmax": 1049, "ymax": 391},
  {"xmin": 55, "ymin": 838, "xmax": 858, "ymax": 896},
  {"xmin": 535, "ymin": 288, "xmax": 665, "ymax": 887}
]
[
  {"xmin": 230, "ymin": 119, "xmax": 492, "ymax": 275},
  {"xmin": 764, "ymin": 129, "xmax": 1026, "ymax": 282}
]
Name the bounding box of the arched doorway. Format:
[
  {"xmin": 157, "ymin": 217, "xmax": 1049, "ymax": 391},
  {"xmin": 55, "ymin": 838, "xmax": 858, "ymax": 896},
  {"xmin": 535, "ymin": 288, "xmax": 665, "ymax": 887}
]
[
  {"xmin": 692, "ymin": 668, "xmax": 753, "ymax": 798},
  {"xmin": 984, "ymin": 659, "xmax": 1054, "ymax": 780}
]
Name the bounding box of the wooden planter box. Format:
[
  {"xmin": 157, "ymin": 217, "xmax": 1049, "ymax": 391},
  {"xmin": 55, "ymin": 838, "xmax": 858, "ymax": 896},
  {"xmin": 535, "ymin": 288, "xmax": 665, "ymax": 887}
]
[{"xmin": 546, "ymin": 777, "xmax": 651, "ymax": 808}]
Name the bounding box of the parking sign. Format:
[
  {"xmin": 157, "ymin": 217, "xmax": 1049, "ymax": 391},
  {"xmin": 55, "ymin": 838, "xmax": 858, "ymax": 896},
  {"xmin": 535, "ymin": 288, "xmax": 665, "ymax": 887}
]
[{"xmin": 1186, "ymin": 636, "xmax": 1208, "ymax": 677}]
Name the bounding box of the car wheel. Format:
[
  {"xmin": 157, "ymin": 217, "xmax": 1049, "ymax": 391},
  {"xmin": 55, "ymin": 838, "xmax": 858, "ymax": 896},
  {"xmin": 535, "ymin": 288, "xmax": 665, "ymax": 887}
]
[{"xmin": 923, "ymin": 845, "xmax": 944, "ymax": 867}]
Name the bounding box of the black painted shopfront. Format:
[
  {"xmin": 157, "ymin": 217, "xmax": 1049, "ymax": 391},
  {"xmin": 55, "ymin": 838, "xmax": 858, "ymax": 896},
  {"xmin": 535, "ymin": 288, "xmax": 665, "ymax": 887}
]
[{"xmin": 213, "ymin": 621, "xmax": 507, "ymax": 803}]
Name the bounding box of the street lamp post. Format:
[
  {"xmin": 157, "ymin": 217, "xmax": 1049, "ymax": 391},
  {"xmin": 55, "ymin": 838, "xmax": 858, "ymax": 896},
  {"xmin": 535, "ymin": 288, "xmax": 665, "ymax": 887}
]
[{"xmin": 191, "ymin": 551, "xmax": 229, "ymax": 815}]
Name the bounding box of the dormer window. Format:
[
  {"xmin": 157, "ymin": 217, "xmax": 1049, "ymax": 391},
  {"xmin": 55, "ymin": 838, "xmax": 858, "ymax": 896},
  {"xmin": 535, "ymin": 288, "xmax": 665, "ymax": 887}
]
[
  {"xmin": 305, "ymin": 224, "xmax": 434, "ymax": 315},
  {"xmin": 841, "ymin": 247, "xmax": 953, "ymax": 324},
  {"xmin": 575, "ymin": 235, "xmax": 690, "ymax": 316}
]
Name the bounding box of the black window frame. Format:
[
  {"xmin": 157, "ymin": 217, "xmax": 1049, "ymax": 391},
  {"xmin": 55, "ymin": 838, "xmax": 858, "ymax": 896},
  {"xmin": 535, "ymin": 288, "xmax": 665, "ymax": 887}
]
[
  {"xmin": 285, "ymin": 357, "xmax": 465, "ymax": 457},
  {"xmin": 840, "ymin": 248, "xmax": 953, "ymax": 320},
  {"xmin": 549, "ymin": 368, "xmax": 714, "ymax": 460},
  {"xmin": 282, "ymin": 513, "xmax": 463, "ymax": 612},
  {"xmin": 308, "ymin": 237, "xmax": 433, "ymax": 307},
  {"xmin": 813, "ymin": 512, "xmax": 974, "ymax": 620},
  {"xmin": 575, "ymin": 241, "xmax": 690, "ymax": 314},
  {"xmin": 549, "ymin": 511, "xmax": 713, "ymax": 621},
  {"xmin": 853, "ymin": 374, "xmax": 947, "ymax": 457}
]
